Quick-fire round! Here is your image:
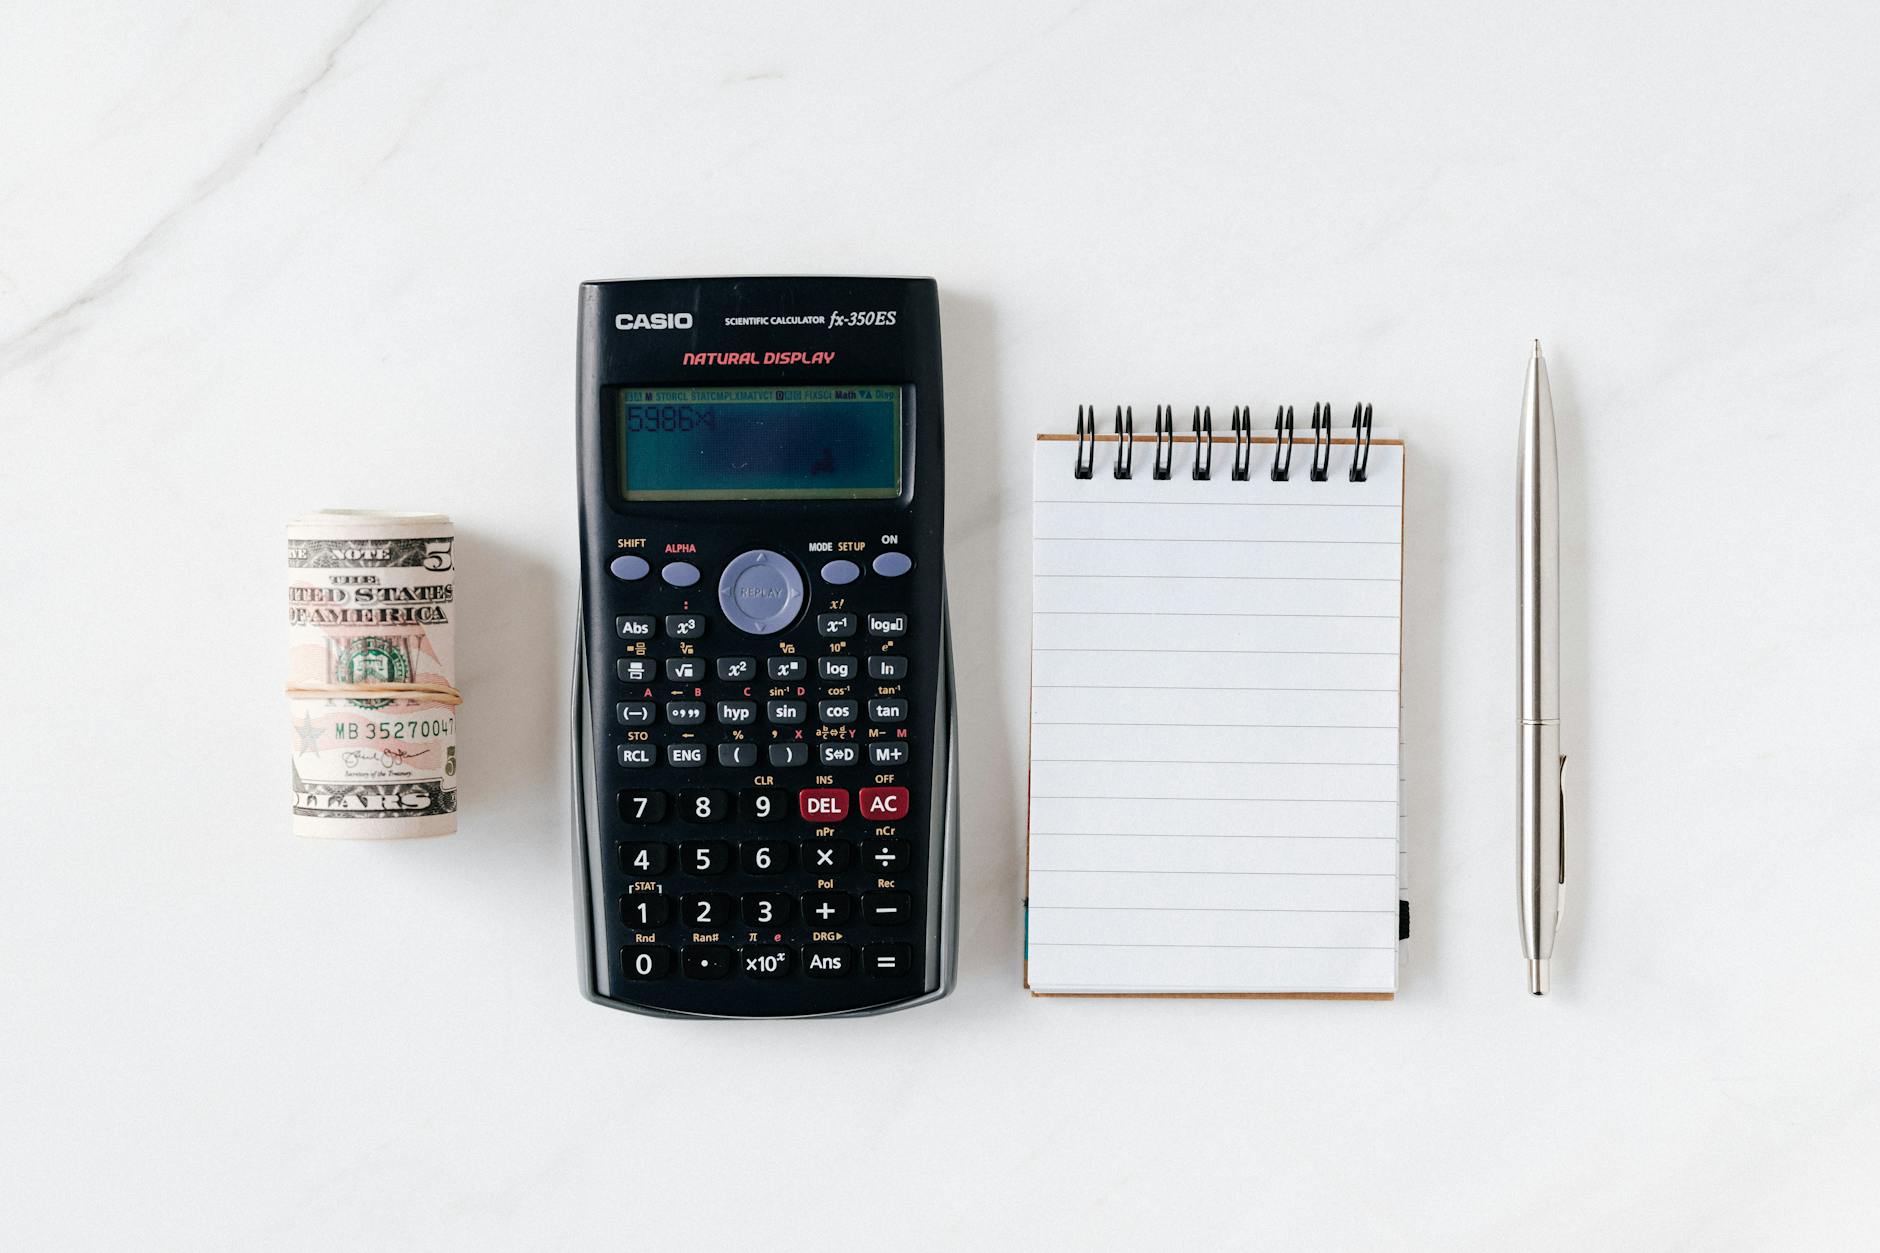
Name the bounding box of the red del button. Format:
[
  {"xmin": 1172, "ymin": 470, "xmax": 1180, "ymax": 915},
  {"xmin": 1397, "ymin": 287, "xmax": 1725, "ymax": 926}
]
[
  {"xmin": 859, "ymin": 787, "xmax": 910, "ymax": 820},
  {"xmin": 798, "ymin": 788, "xmax": 849, "ymax": 821}
]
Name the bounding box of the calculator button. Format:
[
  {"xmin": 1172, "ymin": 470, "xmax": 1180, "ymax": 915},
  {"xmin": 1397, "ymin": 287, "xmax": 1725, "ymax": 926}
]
[
  {"xmin": 862, "ymin": 839, "xmax": 911, "ymax": 873},
  {"xmin": 741, "ymin": 892, "xmax": 792, "ymax": 925},
  {"xmin": 664, "ymin": 614, "xmax": 707, "ymax": 640},
  {"xmin": 610, "ymin": 554, "xmax": 651, "ymax": 581},
  {"xmin": 820, "ymin": 742, "xmax": 861, "ymax": 767},
  {"xmin": 871, "ymin": 551, "xmax": 913, "ymax": 578},
  {"xmin": 665, "ymin": 700, "xmax": 707, "ymax": 726},
  {"xmin": 818, "ymin": 655, "xmax": 859, "ymax": 682},
  {"xmin": 616, "ymin": 615, "xmax": 656, "ymax": 639},
  {"xmin": 799, "ymin": 788, "xmax": 849, "ymax": 821},
  {"xmin": 664, "ymin": 657, "xmax": 704, "ymax": 682},
  {"xmin": 767, "ymin": 699, "xmax": 807, "ymax": 725},
  {"xmin": 716, "ymin": 656, "xmax": 757, "ymax": 682},
  {"xmin": 681, "ymin": 893, "xmax": 735, "ymax": 927},
  {"xmin": 716, "ymin": 700, "xmax": 758, "ymax": 727},
  {"xmin": 863, "ymin": 943, "xmax": 914, "ymax": 976},
  {"xmin": 818, "ymin": 699, "xmax": 858, "ymax": 724},
  {"xmin": 868, "ymin": 742, "xmax": 909, "ymax": 767},
  {"xmin": 819, "ymin": 559, "xmax": 861, "ymax": 585},
  {"xmin": 866, "ymin": 612, "xmax": 908, "ymax": 638},
  {"xmin": 862, "ymin": 891, "xmax": 912, "ymax": 925},
  {"xmin": 867, "ymin": 655, "xmax": 908, "ymax": 681},
  {"xmin": 616, "ymin": 701, "xmax": 655, "ymax": 727},
  {"xmin": 617, "ymin": 790, "xmax": 668, "ymax": 823},
  {"xmin": 767, "ymin": 743, "xmax": 809, "ymax": 768},
  {"xmin": 617, "ymin": 658, "xmax": 656, "ymax": 682},
  {"xmin": 739, "ymin": 788, "xmax": 789, "ymax": 822},
  {"xmin": 801, "ymin": 891, "xmax": 853, "ymax": 926},
  {"xmin": 868, "ymin": 697, "xmax": 908, "ymax": 723},
  {"xmin": 677, "ymin": 789, "xmax": 731, "ymax": 823},
  {"xmin": 683, "ymin": 945, "xmax": 732, "ymax": 979},
  {"xmin": 666, "ymin": 743, "xmax": 706, "ymax": 768},
  {"xmin": 767, "ymin": 656, "xmax": 808, "ymax": 681},
  {"xmin": 661, "ymin": 561, "xmax": 701, "ymax": 588},
  {"xmin": 618, "ymin": 841, "xmax": 670, "ymax": 875},
  {"xmin": 804, "ymin": 944, "xmax": 855, "ymax": 977},
  {"xmin": 740, "ymin": 945, "xmax": 793, "ymax": 978},
  {"xmin": 859, "ymin": 788, "xmax": 910, "ymax": 822},
  {"xmin": 804, "ymin": 839, "xmax": 852, "ymax": 873},
  {"xmin": 716, "ymin": 742, "xmax": 758, "ymax": 767},
  {"xmin": 621, "ymin": 894, "xmax": 672, "ymax": 927},
  {"xmin": 679, "ymin": 841, "xmax": 732, "ymax": 875},
  {"xmin": 816, "ymin": 612, "xmax": 857, "ymax": 638},
  {"xmin": 621, "ymin": 946, "xmax": 673, "ymax": 979},
  {"xmin": 718, "ymin": 549, "xmax": 805, "ymax": 636},
  {"xmin": 740, "ymin": 839, "xmax": 793, "ymax": 874},
  {"xmin": 617, "ymin": 744, "xmax": 656, "ymax": 768}
]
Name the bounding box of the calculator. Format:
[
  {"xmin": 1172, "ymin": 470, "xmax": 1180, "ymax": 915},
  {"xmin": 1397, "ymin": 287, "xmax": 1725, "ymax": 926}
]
[{"xmin": 572, "ymin": 276, "xmax": 957, "ymax": 1018}]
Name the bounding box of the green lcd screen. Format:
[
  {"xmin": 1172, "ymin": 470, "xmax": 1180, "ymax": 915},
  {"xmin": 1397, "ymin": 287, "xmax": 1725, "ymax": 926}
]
[{"xmin": 617, "ymin": 386, "xmax": 903, "ymax": 501}]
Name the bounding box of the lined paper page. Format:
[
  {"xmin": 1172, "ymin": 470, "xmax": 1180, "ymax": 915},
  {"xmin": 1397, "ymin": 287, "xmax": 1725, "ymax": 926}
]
[{"xmin": 1026, "ymin": 435, "xmax": 1404, "ymax": 995}]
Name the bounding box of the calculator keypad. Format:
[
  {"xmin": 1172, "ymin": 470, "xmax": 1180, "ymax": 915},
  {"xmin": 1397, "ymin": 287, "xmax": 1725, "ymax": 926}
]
[{"xmin": 600, "ymin": 543, "xmax": 929, "ymax": 1011}]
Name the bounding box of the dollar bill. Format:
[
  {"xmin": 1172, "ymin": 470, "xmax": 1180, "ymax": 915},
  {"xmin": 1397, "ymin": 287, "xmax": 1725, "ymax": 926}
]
[{"xmin": 287, "ymin": 511, "xmax": 458, "ymax": 838}]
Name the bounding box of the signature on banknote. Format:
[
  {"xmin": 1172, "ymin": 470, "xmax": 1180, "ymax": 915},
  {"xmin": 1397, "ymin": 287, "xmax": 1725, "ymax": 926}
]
[{"xmin": 343, "ymin": 746, "xmax": 432, "ymax": 770}]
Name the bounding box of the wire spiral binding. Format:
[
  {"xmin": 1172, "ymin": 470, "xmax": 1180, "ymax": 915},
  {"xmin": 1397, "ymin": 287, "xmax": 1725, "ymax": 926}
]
[
  {"xmin": 1272, "ymin": 406, "xmax": 1295, "ymax": 481},
  {"xmin": 1309, "ymin": 403, "xmax": 1333, "ymax": 481},
  {"xmin": 1112, "ymin": 405, "xmax": 1134, "ymax": 479},
  {"xmin": 1349, "ymin": 402, "xmax": 1373, "ymax": 482},
  {"xmin": 1068, "ymin": 403, "xmax": 1375, "ymax": 481}
]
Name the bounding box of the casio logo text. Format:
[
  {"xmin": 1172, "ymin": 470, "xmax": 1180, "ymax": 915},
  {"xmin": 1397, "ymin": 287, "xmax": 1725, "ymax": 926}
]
[{"xmin": 615, "ymin": 313, "xmax": 693, "ymax": 330}]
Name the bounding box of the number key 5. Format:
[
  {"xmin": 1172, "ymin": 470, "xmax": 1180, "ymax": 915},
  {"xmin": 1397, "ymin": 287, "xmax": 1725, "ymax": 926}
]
[{"xmin": 679, "ymin": 841, "xmax": 732, "ymax": 876}]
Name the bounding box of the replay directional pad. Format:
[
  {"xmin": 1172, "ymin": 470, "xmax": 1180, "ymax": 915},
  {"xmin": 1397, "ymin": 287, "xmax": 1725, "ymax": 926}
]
[{"xmin": 716, "ymin": 549, "xmax": 805, "ymax": 635}]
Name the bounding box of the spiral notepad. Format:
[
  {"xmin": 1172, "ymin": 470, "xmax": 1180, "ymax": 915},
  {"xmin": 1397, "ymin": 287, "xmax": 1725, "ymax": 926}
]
[{"xmin": 1026, "ymin": 405, "xmax": 1407, "ymax": 997}]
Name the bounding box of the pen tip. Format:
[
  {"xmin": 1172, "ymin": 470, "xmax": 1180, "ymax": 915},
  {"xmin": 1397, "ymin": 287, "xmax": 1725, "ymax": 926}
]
[{"xmin": 1532, "ymin": 338, "xmax": 1543, "ymax": 359}]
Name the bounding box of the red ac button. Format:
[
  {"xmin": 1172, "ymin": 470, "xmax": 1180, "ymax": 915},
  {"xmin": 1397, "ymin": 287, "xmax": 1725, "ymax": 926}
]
[
  {"xmin": 798, "ymin": 788, "xmax": 849, "ymax": 821},
  {"xmin": 858, "ymin": 787, "xmax": 909, "ymax": 821}
]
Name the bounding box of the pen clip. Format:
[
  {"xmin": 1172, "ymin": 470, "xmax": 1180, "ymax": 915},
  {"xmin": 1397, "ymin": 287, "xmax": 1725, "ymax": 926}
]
[{"xmin": 1556, "ymin": 753, "xmax": 1569, "ymax": 920}]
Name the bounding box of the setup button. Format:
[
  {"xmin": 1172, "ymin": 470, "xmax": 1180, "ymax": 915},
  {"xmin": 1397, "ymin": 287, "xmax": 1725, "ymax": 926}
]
[{"xmin": 717, "ymin": 549, "xmax": 804, "ymax": 636}]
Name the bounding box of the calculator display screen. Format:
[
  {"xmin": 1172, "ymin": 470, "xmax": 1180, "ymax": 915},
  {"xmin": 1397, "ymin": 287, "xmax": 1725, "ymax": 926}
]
[{"xmin": 617, "ymin": 386, "xmax": 903, "ymax": 500}]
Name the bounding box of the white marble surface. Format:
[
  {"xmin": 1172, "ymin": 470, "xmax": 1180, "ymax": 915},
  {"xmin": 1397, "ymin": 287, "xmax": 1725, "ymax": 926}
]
[{"xmin": 4, "ymin": 3, "xmax": 1879, "ymax": 1248}]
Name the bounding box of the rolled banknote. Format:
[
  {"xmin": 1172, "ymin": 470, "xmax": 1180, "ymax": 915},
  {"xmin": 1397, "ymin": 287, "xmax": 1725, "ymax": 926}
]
[{"xmin": 286, "ymin": 511, "xmax": 458, "ymax": 838}]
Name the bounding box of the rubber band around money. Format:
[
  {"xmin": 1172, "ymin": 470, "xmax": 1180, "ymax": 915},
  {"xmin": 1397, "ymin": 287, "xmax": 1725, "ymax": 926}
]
[{"xmin": 285, "ymin": 681, "xmax": 464, "ymax": 706}]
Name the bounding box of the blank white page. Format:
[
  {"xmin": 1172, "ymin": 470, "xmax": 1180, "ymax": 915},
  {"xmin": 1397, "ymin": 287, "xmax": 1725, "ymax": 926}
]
[{"xmin": 1026, "ymin": 433, "xmax": 1404, "ymax": 995}]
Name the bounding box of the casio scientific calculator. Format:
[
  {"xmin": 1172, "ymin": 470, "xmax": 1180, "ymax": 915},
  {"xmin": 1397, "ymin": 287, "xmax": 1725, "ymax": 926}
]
[{"xmin": 573, "ymin": 276, "xmax": 957, "ymax": 1019}]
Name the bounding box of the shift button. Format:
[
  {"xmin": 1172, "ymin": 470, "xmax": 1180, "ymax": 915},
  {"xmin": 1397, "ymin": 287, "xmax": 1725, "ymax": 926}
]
[{"xmin": 609, "ymin": 554, "xmax": 650, "ymax": 581}]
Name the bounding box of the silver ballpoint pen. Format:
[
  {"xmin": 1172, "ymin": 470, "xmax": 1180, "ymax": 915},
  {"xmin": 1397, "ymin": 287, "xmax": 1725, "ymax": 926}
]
[{"xmin": 1518, "ymin": 340, "xmax": 1567, "ymax": 996}]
